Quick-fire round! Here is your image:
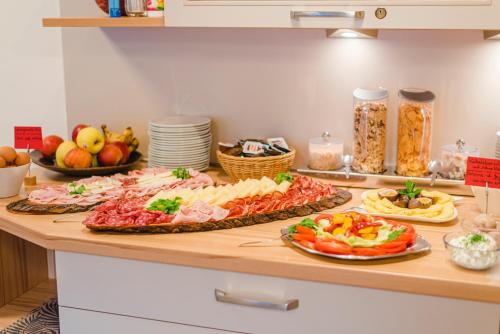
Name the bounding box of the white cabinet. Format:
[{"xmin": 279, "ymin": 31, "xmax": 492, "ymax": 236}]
[
  {"xmin": 164, "ymin": 0, "xmax": 500, "ymax": 29},
  {"xmin": 59, "ymin": 307, "xmax": 238, "ymax": 334},
  {"xmin": 55, "ymin": 251, "xmax": 500, "ymax": 334}
]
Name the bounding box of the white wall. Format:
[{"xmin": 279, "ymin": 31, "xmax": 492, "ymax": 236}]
[
  {"xmin": 0, "ymin": 2, "xmax": 67, "ymax": 146},
  {"xmin": 60, "ymin": 2, "xmax": 500, "ymax": 167}
]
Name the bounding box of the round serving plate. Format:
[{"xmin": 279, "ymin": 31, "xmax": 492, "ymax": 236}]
[
  {"xmin": 30, "ymin": 150, "xmax": 143, "ymax": 177},
  {"xmin": 148, "ymin": 157, "xmax": 209, "ymax": 165},
  {"xmin": 149, "ymin": 135, "xmax": 212, "ymax": 142},
  {"xmin": 148, "ymin": 152, "xmax": 209, "ymax": 161},
  {"xmin": 149, "ymin": 116, "xmax": 211, "ymax": 128},
  {"xmin": 149, "ymin": 142, "xmax": 211, "ymax": 151},
  {"xmin": 148, "ymin": 126, "xmax": 211, "ymax": 133},
  {"xmin": 281, "ymin": 227, "xmax": 431, "ymax": 261},
  {"xmin": 148, "ymin": 130, "xmax": 211, "ymax": 138},
  {"xmin": 149, "ymin": 161, "xmax": 209, "ymax": 171}
]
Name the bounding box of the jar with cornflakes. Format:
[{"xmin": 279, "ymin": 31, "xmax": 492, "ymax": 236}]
[
  {"xmin": 396, "ymin": 88, "xmax": 435, "ymax": 177},
  {"xmin": 352, "ymin": 88, "xmax": 388, "ymax": 174}
]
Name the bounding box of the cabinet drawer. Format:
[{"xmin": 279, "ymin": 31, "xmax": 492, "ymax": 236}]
[
  {"xmin": 56, "ymin": 251, "xmax": 500, "ymax": 334},
  {"xmin": 59, "ymin": 307, "xmax": 238, "ymax": 334}
]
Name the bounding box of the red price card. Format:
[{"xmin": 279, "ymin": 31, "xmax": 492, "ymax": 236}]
[
  {"xmin": 464, "ymin": 157, "xmax": 500, "ymax": 189},
  {"xmin": 14, "ymin": 126, "xmax": 43, "ymax": 150}
]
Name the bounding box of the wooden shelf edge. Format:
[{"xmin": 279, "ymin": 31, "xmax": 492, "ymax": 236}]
[{"xmin": 42, "ymin": 16, "xmax": 164, "ymax": 28}]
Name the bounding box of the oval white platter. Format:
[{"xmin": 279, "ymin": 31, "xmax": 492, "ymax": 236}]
[
  {"xmin": 281, "ymin": 227, "xmax": 431, "ymax": 261},
  {"xmin": 360, "ymin": 191, "xmax": 458, "ymax": 224}
]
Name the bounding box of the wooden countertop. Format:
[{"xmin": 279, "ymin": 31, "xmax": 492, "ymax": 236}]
[{"xmin": 0, "ymin": 168, "xmax": 498, "ymax": 304}]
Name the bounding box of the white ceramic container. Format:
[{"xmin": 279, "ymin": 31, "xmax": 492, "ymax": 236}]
[{"xmin": 0, "ymin": 163, "xmax": 30, "ymax": 198}]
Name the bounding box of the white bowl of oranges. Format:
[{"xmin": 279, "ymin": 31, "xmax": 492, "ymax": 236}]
[{"xmin": 0, "ymin": 146, "xmax": 31, "ymax": 198}]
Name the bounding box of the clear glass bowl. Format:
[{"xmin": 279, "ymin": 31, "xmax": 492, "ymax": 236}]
[{"xmin": 443, "ymin": 231, "xmax": 499, "ymax": 270}]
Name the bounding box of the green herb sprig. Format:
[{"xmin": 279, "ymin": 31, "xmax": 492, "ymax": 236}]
[
  {"xmin": 147, "ymin": 197, "xmax": 183, "ymax": 214},
  {"xmin": 387, "ymin": 227, "xmax": 407, "ymax": 241},
  {"xmin": 288, "ymin": 217, "xmax": 317, "ymax": 234},
  {"xmin": 172, "ymin": 167, "xmax": 191, "ymax": 180},
  {"xmin": 69, "ymin": 183, "xmax": 86, "ymax": 196},
  {"xmin": 275, "ymin": 172, "xmax": 294, "ymax": 185},
  {"xmin": 398, "ymin": 180, "xmax": 422, "ymax": 199}
]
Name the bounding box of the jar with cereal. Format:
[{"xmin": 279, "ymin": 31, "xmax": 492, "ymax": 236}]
[
  {"xmin": 352, "ymin": 88, "xmax": 388, "ymax": 174},
  {"xmin": 308, "ymin": 132, "xmax": 344, "ymax": 170},
  {"xmin": 396, "ymin": 88, "xmax": 435, "ymax": 177}
]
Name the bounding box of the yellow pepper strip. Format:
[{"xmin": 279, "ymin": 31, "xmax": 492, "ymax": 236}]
[
  {"xmin": 333, "ymin": 227, "xmax": 346, "ymax": 236},
  {"xmin": 363, "ymin": 233, "xmax": 377, "ymax": 240},
  {"xmin": 358, "ymin": 226, "xmax": 374, "ymax": 234},
  {"xmin": 342, "ymin": 217, "xmax": 353, "ymax": 229},
  {"xmin": 332, "ymin": 214, "xmax": 345, "ymax": 225}
]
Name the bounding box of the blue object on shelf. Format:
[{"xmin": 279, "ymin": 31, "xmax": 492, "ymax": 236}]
[{"xmin": 109, "ymin": 0, "xmax": 122, "ymax": 17}]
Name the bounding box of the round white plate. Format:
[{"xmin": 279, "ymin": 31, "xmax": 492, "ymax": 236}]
[{"xmin": 149, "ymin": 116, "xmax": 211, "ymax": 128}]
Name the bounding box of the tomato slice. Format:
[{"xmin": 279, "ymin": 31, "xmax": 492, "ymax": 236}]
[
  {"xmin": 352, "ymin": 247, "xmax": 385, "ymax": 256},
  {"xmin": 315, "ymin": 240, "xmax": 352, "ymax": 255},
  {"xmin": 296, "ymin": 225, "xmax": 316, "ymax": 236},
  {"xmin": 292, "ymin": 233, "xmax": 316, "ymax": 242},
  {"xmin": 314, "ymin": 214, "xmax": 332, "ymax": 225},
  {"xmin": 378, "ymin": 241, "xmax": 406, "ymax": 249},
  {"xmin": 376, "ymin": 244, "xmax": 407, "ymax": 254},
  {"xmin": 298, "ymin": 240, "xmax": 315, "ymax": 249}
]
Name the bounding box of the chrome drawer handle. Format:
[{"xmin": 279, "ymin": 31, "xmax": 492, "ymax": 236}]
[
  {"xmin": 214, "ymin": 289, "xmax": 299, "ymax": 311},
  {"xmin": 290, "ymin": 10, "xmax": 365, "ymax": 20}
]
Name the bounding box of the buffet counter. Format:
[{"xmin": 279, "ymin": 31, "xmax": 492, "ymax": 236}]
[{"xmin": 0, "ymin": 168, "xmax": 498, "ymax": 334}]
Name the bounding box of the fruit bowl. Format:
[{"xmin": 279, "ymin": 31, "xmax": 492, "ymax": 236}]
[
  {"xmin": 0, "ymin": 163, "xmax": 30, "ymax": 198},
  {"xmin": 30, "ymin": 150, "xmax": 143, "ymax": 177}
]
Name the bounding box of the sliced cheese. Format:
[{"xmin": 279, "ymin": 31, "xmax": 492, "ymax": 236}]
[{"xmin": 145, "ymin": 176, "xmax": 292, "ymax": 209}]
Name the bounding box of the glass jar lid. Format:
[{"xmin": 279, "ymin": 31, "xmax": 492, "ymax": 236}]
[
  {"xmin": 442, "ymin": 139, "xmax": 479, "ymax": 155},
  {"xmin": 353, "ymin": 87, "xmax": 388, "ymax": 101},
  {"xmin": 398, "ymin": 88, "xmax": 435, "ymax": 102},
  {"xmin": 309, "ymin": 131, "xmax": 343, "ymax": 145}
]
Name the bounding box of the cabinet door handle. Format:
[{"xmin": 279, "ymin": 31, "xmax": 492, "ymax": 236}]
[
  {"xmin": 290, "ymin": 10, "xmax": 365, "ymax": 20},
  {"xmin": 214, "ymin": 289, "xmax": 299, "ymax": 311}
]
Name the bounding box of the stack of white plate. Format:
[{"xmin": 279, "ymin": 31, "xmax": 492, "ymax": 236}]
[
  {"xmin": 496, "ymin": 131, "xmax": 500, "ymax": 159},
  {"xmin": 148, "ymin": 116, "xmax": 212, "ymax": 170}
]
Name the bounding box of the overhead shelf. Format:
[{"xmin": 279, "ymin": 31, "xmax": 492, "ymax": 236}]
[{"xmin": 42, "ymin": 16, "xmax": 164, "ymax": 28}]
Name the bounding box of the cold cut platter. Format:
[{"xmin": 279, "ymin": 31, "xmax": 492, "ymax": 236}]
[
  {"xmin": 281, "ymin": 212, "xmax": 430, "ymax": 260},
  {"xmin": 7, "ymin": 167, "xmax": 213, "ymax": 215},
  {"xmin": 83, "ymin": 173, "xmax": 352, "ymax": 233}
]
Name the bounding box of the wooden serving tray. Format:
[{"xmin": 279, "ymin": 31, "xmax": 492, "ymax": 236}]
[
  {"xmin": 85, "ymin": 189, "xmax": 352, "ymax": 233},
  {"xmin": 7, "ymin": 199, "xmax": 99, "ymax": 215}
]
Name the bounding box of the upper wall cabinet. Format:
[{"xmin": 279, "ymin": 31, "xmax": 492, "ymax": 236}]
[{"xmin": 164, "ymin": 0, "xmax": 500, "ymax": 28}]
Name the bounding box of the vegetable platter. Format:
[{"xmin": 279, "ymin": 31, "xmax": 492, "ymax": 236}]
[{"xmin": 282, "ymin": 212, "xmax": 430, "ymax": 260}]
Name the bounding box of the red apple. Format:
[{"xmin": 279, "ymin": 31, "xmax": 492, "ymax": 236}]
[
  {"xmin": 64, "ymin": 148, "xmax": 92, "ymax": 168},
  {"xmin": 41, "ymin": 135, "xmax": 64, "ymax": 158},
  {"xmin": 111, "ymin": 142, "xmax": 130, "ymax": 164},
  {"xmin": 98, "ymin": 144, "xmax": 123, "ymax": 167},
  {"xmin": 72, "ymin": 124, "xmax": 89, "ymax": 142}
]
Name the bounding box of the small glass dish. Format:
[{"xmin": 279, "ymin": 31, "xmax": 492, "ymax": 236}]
[{"xmin": 443, "ymin": 231, "xmax": 499, "ymax": 270}]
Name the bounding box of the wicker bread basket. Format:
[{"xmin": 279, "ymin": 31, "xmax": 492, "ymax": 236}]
[{"xmin": 217, "ymin": 148, "xmax": 296, "ymax": 181}]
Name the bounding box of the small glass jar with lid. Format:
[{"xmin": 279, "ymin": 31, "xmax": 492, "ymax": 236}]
[
  {"xmin": 309, "ymin": 132, "xmax": 344, "ymax": 170},
  {"xmin": 396, "ymin": 88, "xmax": 435, "ymax": 177},
  {"xmin": 440, "ymin": 139, "xmax": 479, "ymax": 180},
  {"xmin": 352, "ymin": 87, "xmax": 388, "ymax": 174}
]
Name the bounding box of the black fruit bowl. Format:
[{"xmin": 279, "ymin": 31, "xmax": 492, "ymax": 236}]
[{"xmin": 30, "ymin": 150, "xmax": 143, "ymax": 177}]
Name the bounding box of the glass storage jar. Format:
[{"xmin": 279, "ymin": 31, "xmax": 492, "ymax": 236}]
[
  {"xmin": 440, "ymin": 139, "xmax": 479, "ymax": 180},
  {"xmin": 309, "ymin": 132, "xmax": 344, "ymax": 170},
  {"xmin": 352, "ymin": 88, "xmax": 388, "ymax": 174},
  {"xmin": 396, "ymin": 88, "xmax": 435, "ymax": 177}
]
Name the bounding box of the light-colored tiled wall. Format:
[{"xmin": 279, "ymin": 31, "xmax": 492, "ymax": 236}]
[{"xmin": 60, "ymin": 1, "xmax": 500, "ymax": 167}]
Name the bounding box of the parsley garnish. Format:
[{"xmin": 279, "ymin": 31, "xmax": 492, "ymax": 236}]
[
  {"xmin": 469, "ymin": 234, "xmax": 485, "ymax": 244},
  {"xmin": 69, "ymin": 183, "xmax": 86, "ymax": 195},
  {"xmin": 147, "ymin": 197, "xmax": 182, "ymax": 214},
  {"xmin": 398, "ymin": 180, "xmax": 422, "ymax": 199},
  {"xmin": 387, "ymin": 227, "xmax": 406, "ymax": 241},
  {"xmin": 288, "ymin": 217, "xmax": 317, "ymax": 234},
  {"xmin": 275, "ymin": 172, "xmax": 294, "ymax": 185},
  {"xmin": 172, "ymin": 167, "xmax": 191, "ymax": 180}
]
